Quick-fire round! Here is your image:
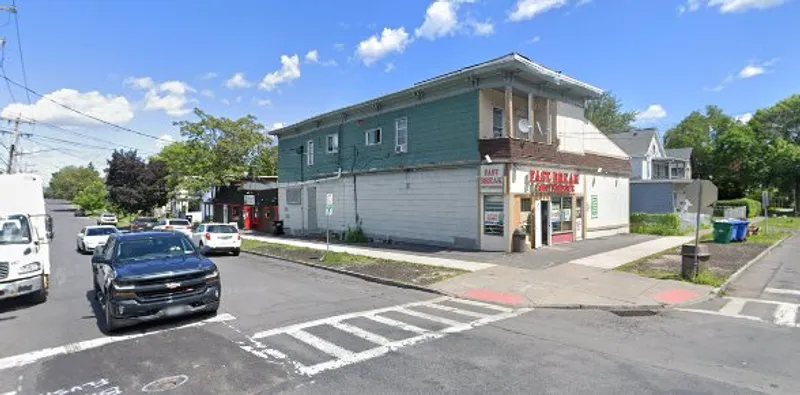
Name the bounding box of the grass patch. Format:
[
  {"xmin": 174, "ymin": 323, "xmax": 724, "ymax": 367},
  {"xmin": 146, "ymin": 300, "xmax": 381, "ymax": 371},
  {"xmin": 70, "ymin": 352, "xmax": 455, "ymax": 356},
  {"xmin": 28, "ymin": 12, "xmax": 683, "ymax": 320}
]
[
  {"xmin": 241, "ymin": 239, "xmax": 467, "ymax": 286},
  {"xmin": 762, "ymin": 216, "xmax": 800, "ymax": 230},
  {"xmin": 746, "ymin": 230, "xmax": 790, "ymax": 245}
]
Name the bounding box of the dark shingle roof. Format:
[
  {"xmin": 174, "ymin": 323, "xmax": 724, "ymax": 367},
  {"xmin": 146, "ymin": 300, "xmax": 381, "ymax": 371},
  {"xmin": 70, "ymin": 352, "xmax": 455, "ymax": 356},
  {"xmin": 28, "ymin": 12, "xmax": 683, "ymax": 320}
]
[
  {"xmin": 665, "ymin": 148, "xmax": 693, "ymax": 161},
  {"xmin": 608, "ymin": 129, "xmax": 657, "ymax": 156}
]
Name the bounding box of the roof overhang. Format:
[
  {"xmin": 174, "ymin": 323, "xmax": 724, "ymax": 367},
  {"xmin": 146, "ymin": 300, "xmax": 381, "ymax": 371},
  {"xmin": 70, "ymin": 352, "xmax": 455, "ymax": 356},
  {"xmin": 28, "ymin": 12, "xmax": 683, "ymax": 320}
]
[{"xmin": 270, "ymin": 53, "xmax": 604, "ymax": 138}]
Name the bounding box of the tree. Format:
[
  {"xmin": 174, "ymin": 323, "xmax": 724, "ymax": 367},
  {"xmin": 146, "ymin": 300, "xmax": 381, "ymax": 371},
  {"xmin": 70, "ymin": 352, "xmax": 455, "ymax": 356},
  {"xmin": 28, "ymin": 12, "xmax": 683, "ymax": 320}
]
[
  {"xmin": 105, "ymin": 150, "xmax": 169, "ymax": 214},
  {"xmin": 585, "ymin": 92, "xmax": 638, "ymax": 134},
  {"xmin": 157, "ymin": 109, "xmax": 276, "ymax": 194},
  {"xmin": 664, "ymin": 105, "xmax": 735, "ymax": 181},
  {"xmin": 710, "ymin": 124, "xmax": 765, "ymax": 199},
  {"xmin": 751, "ymin": 95, "xmax": 800, "ymax": 214},
  {"xmin": 73, "ymin": 179, "xmax": 108, "ymax": 212},
  {"xmin": 47, "ymin": 165, "xmax": 102, "ymax": 201}
]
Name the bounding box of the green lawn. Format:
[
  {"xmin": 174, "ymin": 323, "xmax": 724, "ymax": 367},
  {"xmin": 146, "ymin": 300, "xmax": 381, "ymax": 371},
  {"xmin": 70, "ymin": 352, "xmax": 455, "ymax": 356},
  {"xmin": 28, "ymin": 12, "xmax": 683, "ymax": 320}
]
[{"xmin": 762, "ymin": 216, "xmax": 800, "ymax": 230}]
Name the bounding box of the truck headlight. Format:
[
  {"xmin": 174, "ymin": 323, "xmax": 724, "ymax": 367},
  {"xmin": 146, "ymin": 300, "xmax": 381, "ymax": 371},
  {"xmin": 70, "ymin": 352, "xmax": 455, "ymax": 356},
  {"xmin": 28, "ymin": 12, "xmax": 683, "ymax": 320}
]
[
  {"xmin": 205, "ymin": 270, "xmax": 219, "ymax": 280},
  {"xmin": 18, "ymin": 262, "xmax": 41, "ymax": 274}
]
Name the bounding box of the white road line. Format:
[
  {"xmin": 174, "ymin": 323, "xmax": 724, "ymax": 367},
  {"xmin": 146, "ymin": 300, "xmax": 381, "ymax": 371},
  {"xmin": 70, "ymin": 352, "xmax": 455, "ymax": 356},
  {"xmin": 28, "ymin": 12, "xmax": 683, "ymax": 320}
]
[
  {"xmin": 423, "ymin": 303, "xmax": 490, "ymax": 319},
  {"xmin": 444, "ymin": 298, "xmax": 513, "ymax": 313},
  {"xmin": 764, "ymin": 287, "xmax": 800, "ymax": 297},
  {"xmin": 287, "ymin": 330, "xmax": 356, "ymax": 360},
  {"xmin": 252, "ymin": 297, "xmax": 449, "ymax": 339},
  {"xmin": 329, "ymin": 322, "xmax": 392, "ymax": 346},
  {"xmin": 365, "ymin": 314, "xmax": 429, "ymax": 334},
  {"xmin": 773, "ymin": 304, "xmax": 798, "ymax": 326},
  {"xmin": 0, "ymin": 313, "xmax": 236, "ymax": 371},
  {"xmin": 395, "ymin": 308, "xmax": 464, "ymax": 327},
  {"xmin": 676, "ymin": 308, "xmax": 766, "ymax": 323},
  {"xmin": 719, "ymin": 298, "xmax": 747, "ymax": 316},
  {"xmin": 1, "ymin": 391, "xmax": 17, "ymax": 395}
]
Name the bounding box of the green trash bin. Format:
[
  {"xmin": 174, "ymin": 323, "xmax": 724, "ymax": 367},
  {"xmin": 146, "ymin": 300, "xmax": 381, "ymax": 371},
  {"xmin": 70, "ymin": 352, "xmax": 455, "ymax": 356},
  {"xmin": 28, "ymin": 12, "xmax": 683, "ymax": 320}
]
[{"xmin": 713, "ymin": 221, "xmax": 734, "ymax": 244}]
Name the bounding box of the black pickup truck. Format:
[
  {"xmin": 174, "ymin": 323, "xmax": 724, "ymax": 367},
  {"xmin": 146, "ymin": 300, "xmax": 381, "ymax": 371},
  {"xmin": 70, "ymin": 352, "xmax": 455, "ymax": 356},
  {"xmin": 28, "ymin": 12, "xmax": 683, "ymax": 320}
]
[{"xmin": 91, "ymin": 231, "xmax": 221, "ymax": 333}]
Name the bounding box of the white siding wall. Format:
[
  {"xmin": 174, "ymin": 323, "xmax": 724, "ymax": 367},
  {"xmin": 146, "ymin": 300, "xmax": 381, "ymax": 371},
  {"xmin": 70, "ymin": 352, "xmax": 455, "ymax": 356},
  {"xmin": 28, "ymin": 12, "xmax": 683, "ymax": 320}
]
[
  {"xmin": 279, "ymin": 167, "xmax": 480, "ymax": 249},
  {"xmin": 585, "ymin": 174, "xmax": 630, "ymax": 238},
  {"xmin": 556, "ymin": 101, "xmax": 585, "ymax": 155}
]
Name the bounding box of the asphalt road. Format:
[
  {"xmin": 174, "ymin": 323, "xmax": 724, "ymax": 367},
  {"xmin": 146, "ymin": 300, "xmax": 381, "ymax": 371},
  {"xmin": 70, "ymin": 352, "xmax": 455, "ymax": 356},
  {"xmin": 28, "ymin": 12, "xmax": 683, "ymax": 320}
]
[{"xmin": 1, "ymin": 201, "xmax": 798, "ymax": 394}]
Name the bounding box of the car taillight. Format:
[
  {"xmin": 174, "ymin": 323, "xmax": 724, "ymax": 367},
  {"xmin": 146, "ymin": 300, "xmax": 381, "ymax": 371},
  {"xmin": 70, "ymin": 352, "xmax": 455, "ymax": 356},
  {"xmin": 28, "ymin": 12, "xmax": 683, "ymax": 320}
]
[
  {"xmin": 165, "ymin": 225, "xmax": 173, "ymax": 230},
  {"xmin": 237, "ymin": 233, "xmax": 241, "ymax": 240},
  {"xmin": 205, "ymin": 232, "xmax": 211, "ymax": 240}
]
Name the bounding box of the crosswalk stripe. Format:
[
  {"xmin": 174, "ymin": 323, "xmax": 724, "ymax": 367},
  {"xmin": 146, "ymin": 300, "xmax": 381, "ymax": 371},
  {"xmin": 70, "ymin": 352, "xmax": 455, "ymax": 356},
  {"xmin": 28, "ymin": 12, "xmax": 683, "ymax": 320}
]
[
  {"xmin": 719, "ymin": 298, "xmax": 747, "ymax": 315},
  {"xmin": 423, "ymin": 303, "xmax": 491, "ymax": 318},
  {"xmin": 329, "ymin": 322, "xmax": 392, "ymax": 346},
  {"xmin": 287, "ymin": 330, "xmax": 356, "ymax": 360},
  {"xmin": 395, "ymin": 308, "xmax": 464, "ymax": 326},
  {"xmin": 364, "ymin": 314, "xmax": 429, "ymax": 334},
  {"xmin": 445, "ymin": 298, "xmax": 513, "ymax": 313},
  {"xmin": 773, "ymin": 304, "xmax": 798, "ymax": 326},
  {"xmin": 764, "ymin": 287, "xmax": 800, "ymax": 297}
]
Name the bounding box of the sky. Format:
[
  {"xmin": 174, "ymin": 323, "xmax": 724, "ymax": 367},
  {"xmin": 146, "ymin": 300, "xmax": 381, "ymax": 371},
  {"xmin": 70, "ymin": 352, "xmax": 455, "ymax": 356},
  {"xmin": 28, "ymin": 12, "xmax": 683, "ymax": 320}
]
[{"xmin": 0, "ymin": 0, "xmax": 797, "ymax": 183}]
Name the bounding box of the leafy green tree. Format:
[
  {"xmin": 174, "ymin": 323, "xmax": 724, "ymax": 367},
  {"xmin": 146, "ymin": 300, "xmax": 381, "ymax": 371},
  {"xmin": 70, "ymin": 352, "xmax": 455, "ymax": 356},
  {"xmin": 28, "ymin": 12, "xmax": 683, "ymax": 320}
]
[
  {"xmin": 105, "ymin": 150, "xmax": 169, "ymax": 214},
  {"xmin": 73, "ymin": 179, "xmax": 108, "ymax": 212},
  {"xmin": 710, "ymin": 124, "xmax": 765, "ymax": 199},
  {"xmin": 664, "ymin": 105, "xmax": 735, "ymax": 181},
  {"xmin": 585, "ymin": 92, "xmax": 638, "ymax": 134},
  {"xmin": 47, "ymin": 164, "xmax": 102, "ymax": 201},
  {"xmin": 751, "ymin": 95, "xmax": 800, "ymax": 214}
]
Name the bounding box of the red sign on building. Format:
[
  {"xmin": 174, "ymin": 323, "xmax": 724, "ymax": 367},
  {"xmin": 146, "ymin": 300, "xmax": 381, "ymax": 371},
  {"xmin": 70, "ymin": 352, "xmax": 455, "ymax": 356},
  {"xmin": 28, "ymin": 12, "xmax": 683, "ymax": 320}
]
[{"xmin": 530, "ymin": 170, "xmax": 579, "ymax": 194}]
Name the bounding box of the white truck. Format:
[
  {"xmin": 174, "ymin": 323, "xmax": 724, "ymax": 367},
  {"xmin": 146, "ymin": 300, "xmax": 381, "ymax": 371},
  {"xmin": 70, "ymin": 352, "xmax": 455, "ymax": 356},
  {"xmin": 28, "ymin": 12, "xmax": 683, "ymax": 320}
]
[{"xmin": 0, "ymin": 173, "xmax": 53, "ymax": 303}]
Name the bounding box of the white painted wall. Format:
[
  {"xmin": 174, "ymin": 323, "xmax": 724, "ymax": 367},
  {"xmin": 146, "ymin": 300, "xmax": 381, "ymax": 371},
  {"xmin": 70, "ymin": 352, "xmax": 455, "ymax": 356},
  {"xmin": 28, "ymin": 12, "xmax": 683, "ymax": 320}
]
[
  {"xmin": 585, "ymin": 174, "xmax": 630, "ymax": 238},
  {"xmin": 556, "ymin": 102, "xmax": 629, "ymax": 159},
  {"xmin": 280, "ymin": 167, "xmax": 480, "ymax": 249}
]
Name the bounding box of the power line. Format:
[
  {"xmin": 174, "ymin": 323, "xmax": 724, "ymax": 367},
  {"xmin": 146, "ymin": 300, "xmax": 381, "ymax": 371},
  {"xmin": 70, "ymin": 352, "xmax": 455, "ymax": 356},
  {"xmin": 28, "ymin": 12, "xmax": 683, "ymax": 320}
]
[
  {"xmin": 2, "ymin": 76, "xmax": 164, "ymax": 141},
  {"xmin": 25, "ymin": 138, "xmax": 94, "ymax": 162},
  {"xmin": 10, "ymin": 0, "xmax": 30, "ymax": 105},
  {"xmin": 28, "ymin": 133, "xmax": 123, "ymax": 151},
  {"xmin": 16, "ymin": 115, "xmax": 154, "ymax": 154}
]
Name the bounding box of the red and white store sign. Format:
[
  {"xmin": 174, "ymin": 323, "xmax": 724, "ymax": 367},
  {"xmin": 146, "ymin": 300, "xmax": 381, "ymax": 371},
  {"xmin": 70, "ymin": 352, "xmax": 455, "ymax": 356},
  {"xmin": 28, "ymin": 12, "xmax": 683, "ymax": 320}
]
[
  {"xmin": 530, "ymin": 169, "xmax": 579, "ymax": 194},
  {"xmin": 480, "ymin": 165, "xmax": 504, "ymax": 190}
]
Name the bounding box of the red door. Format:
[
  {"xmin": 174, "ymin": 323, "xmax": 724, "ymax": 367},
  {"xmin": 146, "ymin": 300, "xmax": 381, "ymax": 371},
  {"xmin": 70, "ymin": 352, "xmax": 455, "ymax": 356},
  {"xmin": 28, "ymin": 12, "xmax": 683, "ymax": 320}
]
[{"xmin": 244, "ymin": 206, "xmax": 254, "ymax": 230}]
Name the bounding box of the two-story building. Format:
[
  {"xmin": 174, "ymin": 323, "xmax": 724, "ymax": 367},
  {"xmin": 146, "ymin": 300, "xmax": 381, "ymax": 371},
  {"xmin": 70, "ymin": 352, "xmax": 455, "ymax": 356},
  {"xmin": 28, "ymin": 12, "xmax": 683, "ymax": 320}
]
[
  {"xmin": 271, "ymin": 53, "xmax": 631, "ymax": 252},
  {"xmin": 609, "ymin": 129, "xmax": 695, "ymax": 214}
]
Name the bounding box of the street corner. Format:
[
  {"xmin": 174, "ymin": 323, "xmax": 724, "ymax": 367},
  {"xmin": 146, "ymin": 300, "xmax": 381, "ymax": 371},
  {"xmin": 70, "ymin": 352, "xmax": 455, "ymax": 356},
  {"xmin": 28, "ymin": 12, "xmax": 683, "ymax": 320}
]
[
  {"xmin": 12, "ymin": 327, "xmax": 297, "ymax": 395},
  {"xmin": 461, "ymin": 289, "xmax": 528, "ymax": 307},
  {"xmin": 652, "ymin": 288, "xmax": 704, "ymax": 306}
]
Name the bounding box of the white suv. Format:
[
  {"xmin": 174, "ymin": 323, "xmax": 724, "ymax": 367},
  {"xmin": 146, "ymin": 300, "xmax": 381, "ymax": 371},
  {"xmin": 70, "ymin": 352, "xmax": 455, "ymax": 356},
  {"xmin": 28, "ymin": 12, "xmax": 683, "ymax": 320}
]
[
  {"xmin": 191, "ymin": 223, "xmax": 241, "ymax": 256},
  {"xmin": 97, "ymin": 213, "xmax": 118, "ymax": 225},
  {"xmin": 153, "ymin": 218, "xmax": 193, "ymax": 237}
]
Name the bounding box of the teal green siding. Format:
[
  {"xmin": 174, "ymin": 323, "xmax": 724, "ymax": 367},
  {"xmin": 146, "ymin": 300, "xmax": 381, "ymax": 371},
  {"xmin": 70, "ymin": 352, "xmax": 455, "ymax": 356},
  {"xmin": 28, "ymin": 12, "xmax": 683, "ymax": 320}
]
[{"xmin": 278, "ymin": 90, "xmax": 479, "ymax": 182}]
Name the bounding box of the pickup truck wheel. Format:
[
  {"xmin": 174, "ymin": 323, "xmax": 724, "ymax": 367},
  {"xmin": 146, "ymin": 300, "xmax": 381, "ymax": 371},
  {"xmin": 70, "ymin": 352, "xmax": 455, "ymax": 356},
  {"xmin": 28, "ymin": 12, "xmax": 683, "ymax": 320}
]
[
  {"xmin": 104, "ymin": 298, "xmax": 119, "ymax": 333},
  {"xmin": 232, "ymin": 248, "xmax": 240, "ymax": 256},
  {"xmin": 31, "ymin": 275, "xmax": 47, "ymax": 304}
]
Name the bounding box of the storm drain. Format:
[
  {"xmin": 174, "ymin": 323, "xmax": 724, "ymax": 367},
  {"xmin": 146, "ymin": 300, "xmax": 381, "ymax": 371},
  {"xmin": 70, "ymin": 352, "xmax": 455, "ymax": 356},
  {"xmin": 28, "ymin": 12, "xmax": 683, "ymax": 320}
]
[{"xmin": 609, "ymin": 309, "xmax": 659, "ymax": 317}]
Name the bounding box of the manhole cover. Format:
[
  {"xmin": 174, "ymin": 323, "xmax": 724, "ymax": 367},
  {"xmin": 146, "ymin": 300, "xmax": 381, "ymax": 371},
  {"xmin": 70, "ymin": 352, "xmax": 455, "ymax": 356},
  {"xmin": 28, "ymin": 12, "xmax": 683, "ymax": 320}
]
[
  {"xmin": 610, "ymin": 310, "xmax": 659, "ymax": 317},
  {"xmin": 142, "ymin": 375, "xmax": 189, "ymax": 392}
]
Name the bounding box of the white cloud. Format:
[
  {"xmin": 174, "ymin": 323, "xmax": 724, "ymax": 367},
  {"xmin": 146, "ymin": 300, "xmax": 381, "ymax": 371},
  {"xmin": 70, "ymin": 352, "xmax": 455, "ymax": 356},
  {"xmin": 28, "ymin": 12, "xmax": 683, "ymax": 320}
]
[
  {"xmin": 200, "ymin": 72, "xmax": 218, "ymax": 80},
  {"xmin": 708, "ymin": 58, "xmax": 778, "ymax": 91},
  {"xmin": 255, "ymin": 99, "xmax": 272, "ymax": 107},
  {"xmin": 467, "ymin": 19, "xmax": 495, "ymax": 36},
  {"xmin": 680, "ymin": 0, "xmax": 788, "ymax": 14},
  {"xmin": 416, "ymin": 0, "xmax": 460, "ymax": 39},
  {"xmin": 200, "ymin": 89, "xmax": 215, "ymax": 98},
  {"xmin": 735, "ymin": 112, "xmax": 754, "ymax": 124},
  {"xmin": 356, "ymin": 27, "xmax": 411, "ymax": 66},
  {"xmin": 305, "ymin": 50, "xmax": 320, "ymax": 63},
  {"xmin": 384, "ymin": 62, "xmax": 396, "ymax": 73},
  {"xmin": 636, "ymin": 104, "xmax": 668, "ymax": 123},
  {"xmin": 267, "ymin": 122, "xmax": 285, "ymax": 131},
  {"xmin": 508, "ymin": 0, "xmax": 568, "ymax": 22},
  {"xmin": 1, "ymin": 89, "xmax": 134, "ymax": 126},
  {"xmin": 259, "ymin": 54, "xmax": 302, "ymax": 91},
  {"xmin": 738, "ymin": 65, "xmax": 765, "ymax": 79},
  {"xmin": 155, "ymin": 134, "xmax": 174, "ymax": 150},
  {"xmin": 126, "ymin": 77, "xmax": 196, "ymax": 117},
  {"xmin": 528, "ymin": 35, "xmax": 541, "ymax": 43},
  {"xmin": 224, "ymin": 72, "xmax": 253, "ymax": 89},
  {"xmin": 221, "ymin": 98, "xmax": 230, "ymax": 105},
  {"xmin": 576, "ymin": 0, "xmax": 592, "ymax": 5}
]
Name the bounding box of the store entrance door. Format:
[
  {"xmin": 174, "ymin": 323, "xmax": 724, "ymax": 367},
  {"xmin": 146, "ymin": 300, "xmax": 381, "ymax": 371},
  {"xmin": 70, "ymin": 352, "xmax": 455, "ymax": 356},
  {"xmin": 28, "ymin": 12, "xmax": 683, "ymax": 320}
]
[{"xmin": 540, "ymin": 200, "xmax": 550, "ymax": 247}]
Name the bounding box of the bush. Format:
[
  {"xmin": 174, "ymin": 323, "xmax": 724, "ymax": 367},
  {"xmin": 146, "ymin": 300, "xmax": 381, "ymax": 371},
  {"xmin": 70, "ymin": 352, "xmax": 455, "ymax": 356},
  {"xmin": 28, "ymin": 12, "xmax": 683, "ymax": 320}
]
[
  {"xmin": 345, "ymin": 227, "xmax": 369, "ymax": 244},
  {"xmin": 715, "ymin": 198, "xmax": 761, "ymax": 218},
  {"xmin": 630, "ymin": 213, "xmax": 682, "ymax": 236}
]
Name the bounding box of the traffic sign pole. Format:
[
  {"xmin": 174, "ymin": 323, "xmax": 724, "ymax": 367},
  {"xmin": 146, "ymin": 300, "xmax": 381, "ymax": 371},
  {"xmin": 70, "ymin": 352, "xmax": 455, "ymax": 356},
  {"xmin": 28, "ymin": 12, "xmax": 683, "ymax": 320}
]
[{"xmin": 693, "ymin": 179, "xmax": 703, "ymax": 278}]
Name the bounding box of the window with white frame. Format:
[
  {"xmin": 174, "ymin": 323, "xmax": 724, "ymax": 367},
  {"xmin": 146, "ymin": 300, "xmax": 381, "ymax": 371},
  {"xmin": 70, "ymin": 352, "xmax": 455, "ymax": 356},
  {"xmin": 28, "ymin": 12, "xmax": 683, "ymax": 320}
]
[
  {"xmin": 306, "ymin": 140, "xmax": 314, "ymax": 166},
  {"xmin": 326, "ymin": 134, "xmax": 338, "ymax": 153},
  {"xmin": 365, "ymin": 128, "xmax": 382, "ymax": 146},
  {"xmin": 395, "ymin": 117, "xmax": 407, "ymax": 153},
  {"xmin": 492, "ymin": 108, "xmax": 504, "ymax": 138}
]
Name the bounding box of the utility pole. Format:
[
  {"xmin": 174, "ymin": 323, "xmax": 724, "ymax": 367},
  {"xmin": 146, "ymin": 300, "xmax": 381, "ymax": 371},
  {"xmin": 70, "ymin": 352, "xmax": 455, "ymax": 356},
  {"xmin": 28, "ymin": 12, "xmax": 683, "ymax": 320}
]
[{"xmin": 4, "ymin": 116, "xmax": 34, "ymax": 173}]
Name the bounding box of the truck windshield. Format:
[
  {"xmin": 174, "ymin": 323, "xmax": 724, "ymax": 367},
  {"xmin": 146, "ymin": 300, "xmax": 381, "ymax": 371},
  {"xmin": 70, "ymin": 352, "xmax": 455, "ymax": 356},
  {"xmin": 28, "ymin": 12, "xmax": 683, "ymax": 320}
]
[
  {"xmin": 0, "ymin": 215, "xmax": 32, "ymax": 244},
  {"xmin": 116, "ymin": 236, "xmax": 197, "ymax": 262}
]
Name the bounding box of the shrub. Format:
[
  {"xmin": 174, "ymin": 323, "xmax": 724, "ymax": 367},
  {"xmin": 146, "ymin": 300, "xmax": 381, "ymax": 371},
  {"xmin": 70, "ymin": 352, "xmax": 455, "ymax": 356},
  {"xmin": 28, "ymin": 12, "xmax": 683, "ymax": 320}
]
[
  {"xmin": 715, "ymin": 198, "xmax": 761, "ymax": 218},
  {"xmin": 345, "ymin": 227, "xmax": 369, "ymax": 244},
  {"xmin": 630, "ymin": 213, "xmax": 682, "ymax": 236}
]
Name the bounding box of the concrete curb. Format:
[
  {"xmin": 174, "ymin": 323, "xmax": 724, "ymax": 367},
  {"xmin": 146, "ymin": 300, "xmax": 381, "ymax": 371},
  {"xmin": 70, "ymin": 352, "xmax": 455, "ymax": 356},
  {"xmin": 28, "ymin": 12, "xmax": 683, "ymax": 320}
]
[
  {"xmin": 242, "ymin": 250, "xmax": 446, "ymax": 296},
  {"xmin": 529, "ymin": 303, "xmax": 668, "ymax": 311},
  {"xmin": 712, "ymin": 232, "xmax": 793, "ymax": 296}
]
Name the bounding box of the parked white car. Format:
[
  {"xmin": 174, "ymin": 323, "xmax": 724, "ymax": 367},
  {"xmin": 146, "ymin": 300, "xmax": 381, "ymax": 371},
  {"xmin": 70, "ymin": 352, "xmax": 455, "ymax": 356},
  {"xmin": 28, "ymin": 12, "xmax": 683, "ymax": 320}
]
[
  {"xmin": 96, "ymin": 213, "xmax": 118, "ymax": 226},
  {"xmin": 76, "ymin": 225, "xmax": 118, "ymax": 253},
  {"xmin": 153, "ymin": 218, "xmax": 193, "ymax": 237},
  {"xmin": 191, "ymin": 223, "xmax": 241, "ymax": 256}
]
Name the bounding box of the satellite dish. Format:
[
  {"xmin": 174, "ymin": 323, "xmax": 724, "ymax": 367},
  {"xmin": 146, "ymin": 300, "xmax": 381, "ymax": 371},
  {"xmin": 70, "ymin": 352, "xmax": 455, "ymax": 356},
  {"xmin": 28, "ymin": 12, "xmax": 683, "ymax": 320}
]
[{"xmin": 518, "ymin": 118, "xmax": 531, "ymax": 134}]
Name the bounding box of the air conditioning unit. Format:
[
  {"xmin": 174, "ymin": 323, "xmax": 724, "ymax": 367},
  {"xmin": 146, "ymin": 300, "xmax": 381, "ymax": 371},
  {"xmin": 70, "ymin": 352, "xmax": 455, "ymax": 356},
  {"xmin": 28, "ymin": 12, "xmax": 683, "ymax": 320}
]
[{"xmin": 395, "ymin": 144, "xmax": 407, "ymax": 154}]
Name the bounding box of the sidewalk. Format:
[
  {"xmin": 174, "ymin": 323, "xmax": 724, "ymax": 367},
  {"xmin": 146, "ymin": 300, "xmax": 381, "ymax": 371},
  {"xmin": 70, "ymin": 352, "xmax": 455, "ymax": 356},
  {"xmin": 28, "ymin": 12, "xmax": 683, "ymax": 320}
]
[{"xmin": 242, "ymin": 233, "xmax": 713, "ymax": 308}]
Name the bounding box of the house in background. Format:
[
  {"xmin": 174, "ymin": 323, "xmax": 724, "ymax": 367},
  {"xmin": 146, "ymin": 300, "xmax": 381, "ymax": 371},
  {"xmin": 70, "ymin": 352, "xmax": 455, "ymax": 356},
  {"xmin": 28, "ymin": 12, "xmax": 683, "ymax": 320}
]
[
  {"xmin": 271, "ymin": 53, "xmax": 631, "ymax": 252},
  {"xmin": 609, "ymin": 129, "xmax": 695, "ymax": 214},
  {"xmin": 207, "ymin": 176, "xmax": 279, "ymax": 231}
]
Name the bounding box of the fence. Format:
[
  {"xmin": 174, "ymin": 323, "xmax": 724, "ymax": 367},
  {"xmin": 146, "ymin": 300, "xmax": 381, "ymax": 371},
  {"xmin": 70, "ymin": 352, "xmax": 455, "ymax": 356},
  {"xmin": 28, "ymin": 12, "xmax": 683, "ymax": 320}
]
[{"xmin": 713, "ymin": 205, "xmax": 747, "ymax": 219}]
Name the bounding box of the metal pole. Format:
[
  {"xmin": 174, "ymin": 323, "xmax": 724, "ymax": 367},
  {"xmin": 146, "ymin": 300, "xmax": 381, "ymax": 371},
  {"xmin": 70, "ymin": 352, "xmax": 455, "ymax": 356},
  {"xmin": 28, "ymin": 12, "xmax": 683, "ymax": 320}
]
[
  {"xmin": 324, "ymin": 210, "xmax": 330, "ymax": 261},
  {"xmin": 6, "ymin": 117, "xmax": 21, "ymax": 173},
  {"xmin": 693, "ymin": 180, "xmax": 703, "ymax": 278}
]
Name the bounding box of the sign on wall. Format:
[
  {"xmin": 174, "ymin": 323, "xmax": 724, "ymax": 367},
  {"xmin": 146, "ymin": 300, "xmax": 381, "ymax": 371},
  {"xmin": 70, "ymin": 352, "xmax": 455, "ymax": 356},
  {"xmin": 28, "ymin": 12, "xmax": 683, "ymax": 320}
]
[
  {"xmin": 591, "ymin": 195, "xmax": 598, "ymax": 219},
  {"xmin": 244, "ymin": 194, "xmax": 255, "ymax": 205},
  {"xmin": 530, "ymin": 170, "xmax": 579, "ymax": 194},
  {"xmin": 325, "ymin": 193, "xmax": 334, "ymax": 216},
  {"xmin": 480, "ymin": 165, "xmax": 505, "ymax": 192}
]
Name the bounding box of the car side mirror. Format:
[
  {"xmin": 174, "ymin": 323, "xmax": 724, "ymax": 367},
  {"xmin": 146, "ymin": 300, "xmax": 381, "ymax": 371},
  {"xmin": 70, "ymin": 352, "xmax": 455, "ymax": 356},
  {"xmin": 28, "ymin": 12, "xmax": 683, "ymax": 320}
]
[
  {"xmin": 91, "ymin": 253, "xmax": 107, "ymax": 264},
  {"xmin": 77, "ymin": 233, "xmax": 84, "ymax": 237}
]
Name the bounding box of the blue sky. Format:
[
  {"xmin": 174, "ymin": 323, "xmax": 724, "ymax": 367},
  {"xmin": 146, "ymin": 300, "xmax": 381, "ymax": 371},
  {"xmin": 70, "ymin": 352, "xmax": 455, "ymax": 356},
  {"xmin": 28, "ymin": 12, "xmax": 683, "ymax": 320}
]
[{"xmin": 0, "ymin": 0, "xmax": 797, "ymax": 181}]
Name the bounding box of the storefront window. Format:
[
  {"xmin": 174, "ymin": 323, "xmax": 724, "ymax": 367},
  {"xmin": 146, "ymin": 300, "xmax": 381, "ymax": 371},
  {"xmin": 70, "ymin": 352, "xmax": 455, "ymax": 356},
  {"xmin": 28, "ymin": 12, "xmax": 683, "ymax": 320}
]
[
  {"xmin": 483, "ymin": 195, "xmax": 504, "ymax": 236},
  {"xmin": 520, "ymin": 198, "xmax": 532, "ymax": 234},
  {"xmin": 551, "ymin": 196, "xmax": 573, "ymax": 233}
]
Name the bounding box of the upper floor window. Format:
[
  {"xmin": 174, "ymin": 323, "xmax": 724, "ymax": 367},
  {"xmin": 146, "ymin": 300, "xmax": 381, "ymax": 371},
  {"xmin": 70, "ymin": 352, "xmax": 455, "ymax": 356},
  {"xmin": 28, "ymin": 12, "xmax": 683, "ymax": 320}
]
[
  {"xmin": 492, "ymin": 108, "xmax": 504, "ymax": 138},
  {"xmin": 326, "ymin": 134, "xmax": 338, "ymax": 154},
  {"xmin": 365, "ymin": 128, "xmax": 382, "ymax": 146},
  {"xmin": 395, "ymin": 118, "xmax": 407, "ymax": 153},
  {"xmin": 306, "ymin": 140, "xmax": 314, "ymax": 166}
]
